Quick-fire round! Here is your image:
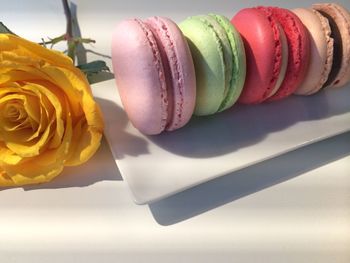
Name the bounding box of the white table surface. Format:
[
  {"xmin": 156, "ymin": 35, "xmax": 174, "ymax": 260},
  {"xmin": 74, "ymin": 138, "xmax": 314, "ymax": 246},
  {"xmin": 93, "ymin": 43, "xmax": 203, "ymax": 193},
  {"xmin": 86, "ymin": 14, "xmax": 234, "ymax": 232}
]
[{"xmin": 0, "ymin": 1, "xmax": 349, "ymax": 262}]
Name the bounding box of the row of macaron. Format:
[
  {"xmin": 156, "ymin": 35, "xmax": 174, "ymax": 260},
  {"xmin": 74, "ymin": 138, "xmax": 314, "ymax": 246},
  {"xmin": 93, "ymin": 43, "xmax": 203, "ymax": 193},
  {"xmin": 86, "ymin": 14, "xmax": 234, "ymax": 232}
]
[{"xmin": 111, "ymin": 3, "xmax": 350, "ymax": 135}]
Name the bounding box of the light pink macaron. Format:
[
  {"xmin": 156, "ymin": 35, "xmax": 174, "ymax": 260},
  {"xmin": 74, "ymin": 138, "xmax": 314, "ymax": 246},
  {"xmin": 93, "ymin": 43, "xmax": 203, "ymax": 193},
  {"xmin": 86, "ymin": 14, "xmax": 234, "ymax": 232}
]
[
  {"xmin": 293, "ymin": 4, "xmax": 350, "ymax": 95},
  {"xmin": 292, "ymin": 8, "xmax": 334, "ymax": 95},
  {"xmin": 112, "ymin": 17, "xmax": 196, "ymax": 135}
]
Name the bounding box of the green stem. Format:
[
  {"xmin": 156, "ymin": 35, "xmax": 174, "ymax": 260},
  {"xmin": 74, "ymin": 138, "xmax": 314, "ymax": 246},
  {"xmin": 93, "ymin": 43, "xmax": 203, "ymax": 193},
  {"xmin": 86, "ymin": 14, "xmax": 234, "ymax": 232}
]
[
  {"xmin": 62, "ymin": 0, "xmax": 75, "ymax": 62},
  {"xmin": 39, "ymin": 35, "xmax": 66, "ymax": 47}
]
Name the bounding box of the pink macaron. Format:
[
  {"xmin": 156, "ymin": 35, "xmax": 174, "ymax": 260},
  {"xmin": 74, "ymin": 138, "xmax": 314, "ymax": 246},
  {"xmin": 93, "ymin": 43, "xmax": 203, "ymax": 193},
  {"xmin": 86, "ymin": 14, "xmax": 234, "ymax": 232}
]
[{"xmin": 111, "ymin": 17, "xmax": 196, "ymax": 135}]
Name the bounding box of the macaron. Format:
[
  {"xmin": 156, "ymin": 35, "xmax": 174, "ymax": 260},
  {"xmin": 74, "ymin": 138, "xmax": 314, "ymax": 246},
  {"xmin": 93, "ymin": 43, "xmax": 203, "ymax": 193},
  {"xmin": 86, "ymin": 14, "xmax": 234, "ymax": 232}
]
[
  {"xmin": 312, "ymin": 3, "xmax": 350, "ymax": 89},
  {"xmin": 262, "ymin": 7, "xmax": 311, "ymax": 102},
  {"xmin": 292, "ymin": 8, "xmax": 334, "ymax": 95},
  {"xmin": 111, "ymin": 17, "xmax": 196, "ymax": 135},
  {"xmin": 232, "ymin": 8, "xmax": 289, "ymax": 104},
  {"xmin": 180, "ymin": 14, "xmax": 246, "ymax": 116}
]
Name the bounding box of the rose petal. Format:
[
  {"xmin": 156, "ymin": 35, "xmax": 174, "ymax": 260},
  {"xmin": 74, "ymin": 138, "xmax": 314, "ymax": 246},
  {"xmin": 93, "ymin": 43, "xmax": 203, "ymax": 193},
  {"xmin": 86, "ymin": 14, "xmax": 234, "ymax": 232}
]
[
  {"xmin": 41, "ymin": 66, "xmax": 83, "ymax": 117},
  {"xmin": 1, "ymin": 103, "xmax": 73, "ymax": 185},
  {"xmin": 1, "ymin": 34, "xmax": 72, "ymax": 68},
  {"xmin": 1, "ymin": 50, "xmax": 45, "ymax": 68},
  {"xmin": 0, "ymin": 145, "xmax": 23, "ymax": 165},
  {"xmin": 0, "ymin": 34, "xmax": 16, "ymax": 51},
  {"xmin": 0, "ymin": 167, "xmax": 15, "ymax": 187},
  {"xmin": 0, "ymin": 83, "xmax": 64, "ymax": 157},
  {"xmin": 65, "ymin": 118, "xmax": 102, "ymax": 166},
  {"xmin": 44, "ymin": 66, "xmax": 104, "ymax": 130},
  {"xmin": 22, "ymin": 83, "xmax": 64, "ymax": 145}
]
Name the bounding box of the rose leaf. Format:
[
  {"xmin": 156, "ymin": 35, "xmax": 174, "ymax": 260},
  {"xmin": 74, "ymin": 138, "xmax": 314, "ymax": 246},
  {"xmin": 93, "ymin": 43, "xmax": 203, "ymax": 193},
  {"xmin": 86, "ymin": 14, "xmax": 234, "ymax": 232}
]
[
  {"xmin": 77, "ymin": 60, "xmax": 115, "ymax": 84},
  {"xmin": 0, "ymin": 22, "xmax": 16, "ymax": 35}
]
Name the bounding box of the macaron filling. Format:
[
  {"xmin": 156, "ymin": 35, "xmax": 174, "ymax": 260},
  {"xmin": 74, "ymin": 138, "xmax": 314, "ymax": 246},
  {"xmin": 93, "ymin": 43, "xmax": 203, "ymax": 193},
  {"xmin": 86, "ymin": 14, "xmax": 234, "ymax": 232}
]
[
  {"xmin": 317, "ymin": 10, "xmax": 343, "ymax": 88},
  {"xmin": 256, "ymin": 7, "xmax": 287, "ymax": 100},
  {"xmin": 308, "ymin": 10, "xmax": 334, "ymax": 94},
  {"xmin": 210, "ymin": 14, "xmax": 246, "ymax": 112},
  {"xmin": 146, "ymin": 17, "xmax": 184, "ymax": 131},
  {"xmin": 267, "ymin": 23, "xmax": 289, "ymax": 98},
  {"xmin": 134, "ymin": 19, "xmax": 169, "ymax": 131}
]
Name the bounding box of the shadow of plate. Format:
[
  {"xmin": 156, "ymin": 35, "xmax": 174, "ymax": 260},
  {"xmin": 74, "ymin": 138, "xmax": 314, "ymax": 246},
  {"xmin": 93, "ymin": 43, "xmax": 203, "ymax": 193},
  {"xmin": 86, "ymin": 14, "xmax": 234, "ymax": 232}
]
[{"xmin": 149, "ymin": 131, "xmax": 350, "ymax": 225}]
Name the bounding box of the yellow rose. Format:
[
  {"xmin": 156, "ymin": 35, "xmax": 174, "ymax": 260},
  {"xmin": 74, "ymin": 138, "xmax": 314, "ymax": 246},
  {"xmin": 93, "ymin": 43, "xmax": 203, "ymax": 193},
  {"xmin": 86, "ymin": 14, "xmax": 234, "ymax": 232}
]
[{"xmin": 0, "ymin": 34, "xmax": 104, "ymax": 187}]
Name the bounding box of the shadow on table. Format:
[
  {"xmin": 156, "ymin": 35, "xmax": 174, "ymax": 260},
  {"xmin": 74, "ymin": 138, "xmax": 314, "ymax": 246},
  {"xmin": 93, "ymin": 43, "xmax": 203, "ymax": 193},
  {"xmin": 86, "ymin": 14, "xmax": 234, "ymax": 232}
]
[
  {"xmin": 21, "ymin": 138, "xmax": 123, "ymax": 191},
  {"xmin": 149, "ymin": 131, "xmax": 350, "ymax": 226},
  {"xmin": 149, "ymin": 86, "xmax": 350, "ymax": 158},
  {"xmin": 95, "ymin": 98, "xmax": 149, "ymax": 159}
]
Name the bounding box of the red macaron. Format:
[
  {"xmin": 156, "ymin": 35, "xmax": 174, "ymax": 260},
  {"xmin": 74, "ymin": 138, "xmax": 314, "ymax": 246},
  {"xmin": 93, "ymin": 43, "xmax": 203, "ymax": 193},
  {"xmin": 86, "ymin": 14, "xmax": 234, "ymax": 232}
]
[
  {"xmin": 263, "ymin": 7, "xmax": 311, "ymax": 102},
  {"xmin": 231, "ymin": 7, "xmax": 311, "ymax": 104}
]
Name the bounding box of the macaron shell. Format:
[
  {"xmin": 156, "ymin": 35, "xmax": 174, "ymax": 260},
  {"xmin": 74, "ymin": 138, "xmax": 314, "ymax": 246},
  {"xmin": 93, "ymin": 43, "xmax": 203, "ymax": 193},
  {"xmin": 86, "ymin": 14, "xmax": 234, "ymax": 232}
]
[
  {"xmin": 146, "ymin": 17, "xmax": 196, "ymax": 131},
  {"xmin": 232, "ymin": 8, "xmax": 285, "ymax": 104},
  {"xmin": 313, "ymin": 3, "xmax": 350, "ymax": 88},
  {"xmin": 112, "ymin": 19, "xmax": 168, "ymax": 135},
  {"xmin": 210, "ymin": 14, "xmax": 246, "ymax": 112},
  {"xmin": 266, "ymin": 7, "xmax": 311, "ymax": 101},
  {"xmin": 180, "ymin": 17, "xmax": 226, "ymax": 116},
  {"xmin": 292, "ymin": 8, "xmax": 334, "ymax": 95}
]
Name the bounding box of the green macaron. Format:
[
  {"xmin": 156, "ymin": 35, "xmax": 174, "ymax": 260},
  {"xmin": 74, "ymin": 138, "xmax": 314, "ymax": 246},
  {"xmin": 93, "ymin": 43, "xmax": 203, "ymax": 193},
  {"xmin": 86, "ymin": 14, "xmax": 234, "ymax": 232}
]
[{"xmin": 180, "ymin": 14, "xmax": 246, "ymax": 116}]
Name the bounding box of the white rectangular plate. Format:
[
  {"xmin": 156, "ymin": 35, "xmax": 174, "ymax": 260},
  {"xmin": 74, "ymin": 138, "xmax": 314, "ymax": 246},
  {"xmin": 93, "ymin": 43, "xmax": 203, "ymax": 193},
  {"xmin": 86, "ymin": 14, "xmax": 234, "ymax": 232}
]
[{"xmin": 93, "ymin": 80, "xmax": 350, "ymax": 205}]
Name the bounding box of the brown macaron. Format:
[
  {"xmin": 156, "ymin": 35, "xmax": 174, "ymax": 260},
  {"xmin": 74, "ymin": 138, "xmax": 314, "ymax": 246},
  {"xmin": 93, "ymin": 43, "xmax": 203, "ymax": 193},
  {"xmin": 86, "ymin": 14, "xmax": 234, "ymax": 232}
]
[{"xmin": 313, "ymin": 3, "xmax": 350, "ymax": 89}]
